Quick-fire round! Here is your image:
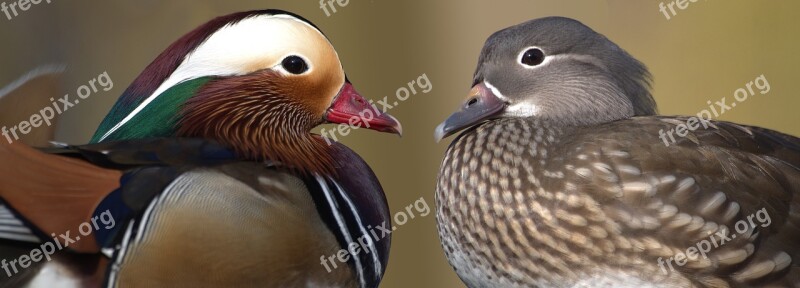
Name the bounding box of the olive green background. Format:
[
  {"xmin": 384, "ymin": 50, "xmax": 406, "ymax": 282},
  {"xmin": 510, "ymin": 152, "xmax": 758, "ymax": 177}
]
[{"xmin": 1, "ymin": 1, "xmax": 798, "ymax": 287}]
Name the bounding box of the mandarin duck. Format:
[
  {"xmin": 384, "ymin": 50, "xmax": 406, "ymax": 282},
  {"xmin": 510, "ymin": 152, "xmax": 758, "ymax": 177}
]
[
  {"xmin": 0, "ymin": 9, "xmax": 399, "ymax": 288},
  {"xmin": 434, "ymin": 17, "xmax": 800, "ymax": 287}
]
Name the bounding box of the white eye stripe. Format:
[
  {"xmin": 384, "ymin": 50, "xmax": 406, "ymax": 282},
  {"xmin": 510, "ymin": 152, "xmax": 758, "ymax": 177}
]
[
  {"xmin": 98, "ymin": 14, "xmax": 332, "ymax": 142},
  {"xmin": 516, "ymin": 47, "xmax": 607, "ymax": 72}
]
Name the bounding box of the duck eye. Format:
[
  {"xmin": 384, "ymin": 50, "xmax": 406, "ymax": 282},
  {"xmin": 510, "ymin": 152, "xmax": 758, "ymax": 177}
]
[
  {"xmin": 281, "ymin": 55, "xmax": 309, "ymax": 74},
  {"xmin": 520, "ymin": 48, "xmax": 545, "ymax": 67}
]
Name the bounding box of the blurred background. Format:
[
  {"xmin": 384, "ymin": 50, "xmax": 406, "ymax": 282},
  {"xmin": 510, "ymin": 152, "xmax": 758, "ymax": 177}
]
[{"xmin": 1, "ymin": 0, "xmax": 798, "ymax": 287}]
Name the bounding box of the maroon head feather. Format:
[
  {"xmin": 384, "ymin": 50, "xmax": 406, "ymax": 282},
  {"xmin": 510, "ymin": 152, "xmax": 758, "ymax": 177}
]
[{"xmin": 121, "ymin": 10, "xmax": 284, "ymax": 105}]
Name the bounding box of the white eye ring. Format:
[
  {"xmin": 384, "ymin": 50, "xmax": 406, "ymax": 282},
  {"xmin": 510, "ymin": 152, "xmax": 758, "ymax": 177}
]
[{"xmin": 517, "ymin": 46, "xmax": 550, "ymax": 69}]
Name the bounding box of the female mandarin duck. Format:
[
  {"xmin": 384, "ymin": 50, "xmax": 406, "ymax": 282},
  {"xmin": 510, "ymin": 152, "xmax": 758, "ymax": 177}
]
[
  {"xmin": 435, "ymin": 17, "xmax": 800, "ymax": 287},
  {"xmin": 0, "ymin": 10, "xmax": 399, "ymax": 288}
]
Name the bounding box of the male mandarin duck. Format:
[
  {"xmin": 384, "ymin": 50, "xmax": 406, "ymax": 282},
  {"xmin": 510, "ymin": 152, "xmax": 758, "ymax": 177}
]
[
  {"xmin": 0, "ymin": 10, "xmax": 399, "ymax": 287},
  {"xmin": 434, "ymin": 17, "xmax": 800, "ymax": 287}
]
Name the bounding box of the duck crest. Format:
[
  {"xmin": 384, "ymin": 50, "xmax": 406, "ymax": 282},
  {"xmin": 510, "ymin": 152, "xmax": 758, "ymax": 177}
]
[{"xmin": 91, "ymin": 10, "xmax": 321, "ymax": 144}]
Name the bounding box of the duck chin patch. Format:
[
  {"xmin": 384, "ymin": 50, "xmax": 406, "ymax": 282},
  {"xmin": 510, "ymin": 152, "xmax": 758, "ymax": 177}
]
[{"xmin": 505, "ymin": 101, "xmax": 540, "ymax": 117}]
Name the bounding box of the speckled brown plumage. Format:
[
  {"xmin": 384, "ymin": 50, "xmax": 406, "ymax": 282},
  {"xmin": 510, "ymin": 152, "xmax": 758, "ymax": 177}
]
[
  {"xmin": 435, "ymin": 16, "xmax": 800, "ymax": 288},
  {"xmin": 437, "ymin": 117, "xmax": 800, "ymax": 287}
]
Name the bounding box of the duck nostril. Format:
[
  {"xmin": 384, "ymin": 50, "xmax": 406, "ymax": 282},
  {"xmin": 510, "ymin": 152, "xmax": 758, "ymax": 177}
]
[{"xmin": 466, "ymin": 98, "xmax": 479, "ymax": 108}]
